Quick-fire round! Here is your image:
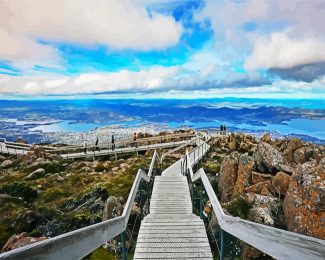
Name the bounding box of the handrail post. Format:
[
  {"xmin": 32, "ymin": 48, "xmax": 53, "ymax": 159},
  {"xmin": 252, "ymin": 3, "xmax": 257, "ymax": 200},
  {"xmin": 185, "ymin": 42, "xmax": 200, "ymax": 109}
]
[
  {"xmin": 120, "ymin": 231, "xmax": 127, "ymax": 260},
  {"xmin": 220, "ymin": 229, "xmax": 225, "ymax": 260}
]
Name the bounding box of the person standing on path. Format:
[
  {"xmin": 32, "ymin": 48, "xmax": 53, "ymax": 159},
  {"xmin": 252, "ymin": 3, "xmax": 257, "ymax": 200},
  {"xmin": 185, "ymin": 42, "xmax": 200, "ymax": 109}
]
[
  {"xmin": 95, "ymin": 137, "xmax": 100, "ymax": 152},
  {"xmin": 111, "ymin": 135, "xmax": 115, "ymax": 151}
]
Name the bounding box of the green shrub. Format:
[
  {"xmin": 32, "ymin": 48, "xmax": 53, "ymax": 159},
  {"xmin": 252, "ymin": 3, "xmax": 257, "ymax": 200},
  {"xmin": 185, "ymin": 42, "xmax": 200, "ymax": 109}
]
[
  {"xmin": 94, "ymin": 163, "xmax": 106, "ymax": 172},
  {"xmin": 0, "ymin": 182, "xmax": 38, "ymax": 202},
  {"xmin": 23, "ymin": 162, "xmax": 65, "ymax": 174}
]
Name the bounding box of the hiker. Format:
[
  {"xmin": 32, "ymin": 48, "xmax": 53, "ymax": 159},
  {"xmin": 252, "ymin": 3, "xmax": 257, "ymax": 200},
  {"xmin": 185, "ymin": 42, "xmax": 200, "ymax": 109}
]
[
  {"xmin": 95, "ymin": 137, "xmax": 100, "ymax": 152},
  {"xmin": 83, "ymin": 140, "xmax": 87, "ymax": 154},
  {"xmin": 224, "ymin": 125, "xmax": 227, "ymax": 134},
  {"xmin": 220, "ymin": 125, "xmax": 224, "ymax": 133},
  {"xmin": 111, "ymin": 135, "xmax": 115, "ymax": 151}
]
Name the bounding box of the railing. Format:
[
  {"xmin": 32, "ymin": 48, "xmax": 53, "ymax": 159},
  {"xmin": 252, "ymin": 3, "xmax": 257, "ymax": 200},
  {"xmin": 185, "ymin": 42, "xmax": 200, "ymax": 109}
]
[
  {"xmin": 182, "ymin": 142, "xmax": 325, "ymax": 260},
  {"xmin": 0, "ymin": 150, "xmax": 161, "ymax": 260}
]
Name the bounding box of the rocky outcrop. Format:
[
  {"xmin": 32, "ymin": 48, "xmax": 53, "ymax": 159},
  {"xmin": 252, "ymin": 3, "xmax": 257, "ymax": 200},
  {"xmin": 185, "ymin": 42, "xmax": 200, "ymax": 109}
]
[
  {"xmin": 218, "ymin": 152, "xmax": 240, "ymax": 202},
  {"xmin": 233, "ymin": 154, "xmax": 255, "ymax": 196},
  {"xmin": 1, "ymin": 233, "xmax": 47, "ymax": 253},
  {"xmin": 254, "ymin": 142, "xmax": 288, "ymax": 174},
  {"xmin": 283, "ymin": 161, "xmax": 325, "ymax": 239}
]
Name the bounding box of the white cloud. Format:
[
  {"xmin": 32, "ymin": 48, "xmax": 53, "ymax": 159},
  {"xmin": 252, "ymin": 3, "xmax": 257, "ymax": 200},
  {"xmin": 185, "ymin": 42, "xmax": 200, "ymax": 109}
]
[
  {"xmin": 197, "ymin": 0, "xmax": 325, "ymax": 70},
  {"xmin": 0, "ymin": 66, "xmax": 180, "ymax": 95},
  {"xmin": 245, "ymin": 32, "xmax": 325, "ymax": 69},
  {"xmin": 0, "ymin": 0, "xmax": 183, "ymax": 52}
]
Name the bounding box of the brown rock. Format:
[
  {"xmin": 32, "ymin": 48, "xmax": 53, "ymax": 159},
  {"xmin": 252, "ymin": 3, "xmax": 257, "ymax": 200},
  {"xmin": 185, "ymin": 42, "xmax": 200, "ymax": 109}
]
[
  {"xmin": 242, "ymin": 243, "xmax": 266, "ymax": 260},
  {"xmin": 283, "ymin": 138, "xmax": 302, "ymax": 162},
  {"xmin": 293, "ymin": 148, "xmax": 305, "ymax": 164},
  {"xmin": 233, "ymin": 154, "xmax": 255, "ymax": 196},
  {"xmin": 272, "ymin": 172, "xmax": 292, "ymax": 196},
  {"xmin": 218, "ymin": 152, "xmax": 239, "ymax": 202},
  {"xmin": 283, "ymin": 161, "xmax": 325, "ymax": 239},
  {"xmin": 1, "ymin": 233, "xmax": 47, "ymax": 253},
  {"xmin": 245, "ymin": 180, "xmax": 276, "ymax": 196},
  {"xmin": 251, "ymin": 171, "xmax": 273, "ymax": 184}
]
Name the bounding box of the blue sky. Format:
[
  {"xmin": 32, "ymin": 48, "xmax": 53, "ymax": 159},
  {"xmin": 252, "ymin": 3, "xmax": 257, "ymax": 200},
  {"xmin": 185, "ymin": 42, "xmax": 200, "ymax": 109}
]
[{"xmin": 0, "ymin": 0, "xmax": 325, "ymax": 99}]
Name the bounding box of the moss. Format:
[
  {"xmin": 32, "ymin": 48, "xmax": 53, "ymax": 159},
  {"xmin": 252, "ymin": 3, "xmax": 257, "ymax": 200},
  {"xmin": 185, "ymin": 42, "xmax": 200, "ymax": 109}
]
[{"xmin": 0, "ymin": 182, "xmax": 38, "ymax": 202}]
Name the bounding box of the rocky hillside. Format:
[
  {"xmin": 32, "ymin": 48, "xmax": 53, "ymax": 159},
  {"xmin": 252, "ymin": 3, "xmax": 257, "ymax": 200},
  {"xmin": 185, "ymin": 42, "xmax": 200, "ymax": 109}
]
[{"xmin": 202, "ymin": 133, "xmax": 325, "ymax": 259}]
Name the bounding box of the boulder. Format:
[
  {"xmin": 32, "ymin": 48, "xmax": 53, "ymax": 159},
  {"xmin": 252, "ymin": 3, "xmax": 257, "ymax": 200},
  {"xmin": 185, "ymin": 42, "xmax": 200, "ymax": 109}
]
[
  {"xmin": 293, "ymin": 148, "xmax": 306, "ymax": 164},
  {"xmin": 103, "ymin": 196, "xmax": 124, "ymax": 220},
  {"xmin": 283, "ymin": 161, "xmax": 325, "ymax": 239},
  {"xmin": 1, "ymin": 233, "xmax": 47, "ymax": 253},
  {"xmin": 233, "ymin": 154, "xmax": 255, "ymax": 196},
  {"xmin": 0, "ymin": 155, "xmax": 6, "ymax": 162},
  {"xmin": 246, "ymin": 193, "xmax": 280, "ymax": 226},
  {"xmin": 251, "ymin": 172, "xmax": 273, "ymax": 184},
  {"xmin": 272, "ymin": 172, "xmax": 291, "ymax": 196},
  {"xmin": 283, "ymin": 138, "xmax": 302, "ymax": 162},
  {"xmin": 218, "ymin": 152, "xmax": 239, "ymax": 202},
  {"xmin": 24, "ymin": 168, "xmax": 45, "ymax": 180},
  {"xmin": 254, "ymin": 142, "xmax": 288, "ymax": 174},
  {"xmin": 0, "ymin": 160, "xmax": 13, "ymax": 168}
]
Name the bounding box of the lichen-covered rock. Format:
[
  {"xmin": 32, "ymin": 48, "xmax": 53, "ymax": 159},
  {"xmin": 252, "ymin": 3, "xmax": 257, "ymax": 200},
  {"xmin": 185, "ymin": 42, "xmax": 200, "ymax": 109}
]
[
  {"xmin": 293, "ymin": 148, "xmax": 306, "ymax": 164},
  {"xmin": 272, "ymin": 172, "xmax": 291, "ymax": 196},
  {"xmin": 218, "ymin": 152, "xmax": 239, "ymax": 202},
  {"xmin": 246, "ymin": 193, "xmax": 280, "ymax": 226},
  {"xmin": 254, "ymin": 142, "xmax": 288, "ymax": 174},
  {"xmin": 251, "ymin": 171, "xmax": 273, "ymax": 184},
  {"xmin": 260, "ymin": 133, "xmax": 271, "ymax": 143},
  {"xmin": 1, "ymin": 233, "xmax": 47, "ymax": 253},
  {"xmin": 283, "ymin": 161, "xmax": 325, "ymax": 239},
  {"xmin": 103, "ymin": 196, "xmax": 124, "ymax": 220},
  {"xmin": 233, "ymin": 154, "xmax": 255, "ymax": 196}
]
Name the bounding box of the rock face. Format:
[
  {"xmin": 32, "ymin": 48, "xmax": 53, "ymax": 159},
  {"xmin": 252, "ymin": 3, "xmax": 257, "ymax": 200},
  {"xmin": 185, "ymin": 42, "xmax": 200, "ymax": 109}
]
[
  {"xmin": 254, "ymin": 142, "xmax": 288, "ymax": 174},
  {"xmin": 283, "ymin": 161, "xmax": 325, "ymax": 239},
  {"xmin": 218, "ymin": 152, "xmax": 239, "ymax": 202},
  {"xmin": 233, "ymin": 154, "xmax": 255, "ymax": 196},
  {"xmin": 1, "ymin": 233, "xmax": 47, "ymax": 253},
  {"xmin": 103, "ymin": 196, "xmax": 124, "ymax": 220}
]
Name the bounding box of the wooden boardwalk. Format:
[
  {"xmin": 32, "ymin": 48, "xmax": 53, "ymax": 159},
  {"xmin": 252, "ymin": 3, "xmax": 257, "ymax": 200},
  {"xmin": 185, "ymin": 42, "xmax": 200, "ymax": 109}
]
[{"xmin": 134, "ymin": 175, "xmax": 212, "ymax": 259}]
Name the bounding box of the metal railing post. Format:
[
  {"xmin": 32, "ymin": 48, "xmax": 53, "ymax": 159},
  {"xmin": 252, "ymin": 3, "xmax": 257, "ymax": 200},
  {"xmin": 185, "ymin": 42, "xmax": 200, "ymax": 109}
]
[
  {"xmin": 200, "ymin": 179, "xmax": 203, "ymax": 219},
  {"xmin": 220, "ymin": 229, "xmax": 225, "ymax": 260},
  {"xmin": 120, "ymin": 231, "xmax": 127, "ymax": 260}
]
